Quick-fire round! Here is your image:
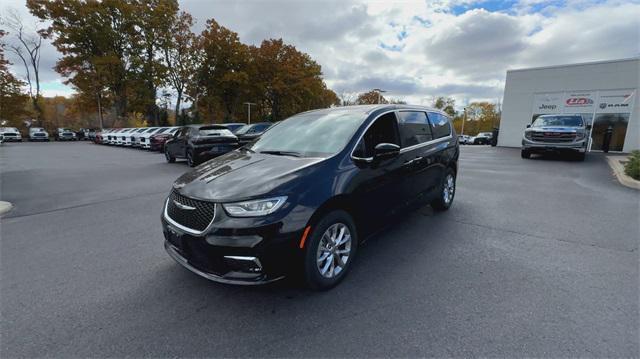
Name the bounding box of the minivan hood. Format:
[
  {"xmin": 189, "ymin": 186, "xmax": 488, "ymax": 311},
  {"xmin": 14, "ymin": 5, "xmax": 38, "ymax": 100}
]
[{"xmin": 173, "ymin": 150, "xmax": 325, "ymax": 202}]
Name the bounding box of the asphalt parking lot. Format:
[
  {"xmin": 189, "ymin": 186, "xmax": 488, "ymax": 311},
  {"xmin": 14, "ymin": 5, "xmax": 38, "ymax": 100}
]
[{"xmin": 1, "ymin": 142, "xmax": 638, "ymax": 357}]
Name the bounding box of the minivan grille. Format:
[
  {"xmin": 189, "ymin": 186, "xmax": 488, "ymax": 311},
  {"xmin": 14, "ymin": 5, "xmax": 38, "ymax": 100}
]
[
  {"xmin": 531, "ymin": 132, "xmax": 576, "ymax": 143},
  {"xmin": 166, "ymin": 190, "xmax": 216, "ymax": 232}
]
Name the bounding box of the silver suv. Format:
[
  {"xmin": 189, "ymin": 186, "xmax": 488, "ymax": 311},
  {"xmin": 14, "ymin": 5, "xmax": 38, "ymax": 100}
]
[{"xmin": 522, "ymin": 114, "xmax": 590, "ymax": 161}]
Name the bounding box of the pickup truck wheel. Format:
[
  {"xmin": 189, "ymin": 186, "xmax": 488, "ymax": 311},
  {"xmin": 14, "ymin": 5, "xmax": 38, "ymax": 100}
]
[
  {"xmin": 303, "ymin": 210, "xmax": 358, "ymax": 291},
  {"xmin": 165, "ymin": 148, "xmax": 175, "ymax": 163},
  {"xmin": 521, "ymin": 149, "xmax": 531, "ymax": 159},
  {"xmin": 575, "ymin": 152, "xmax": 586, "ymax": 161}
]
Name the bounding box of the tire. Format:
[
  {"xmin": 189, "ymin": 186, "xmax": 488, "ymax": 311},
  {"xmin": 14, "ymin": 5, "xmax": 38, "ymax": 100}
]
[
  {"xmin": 303, "ymin": 210, "xmax": 358, "ymax": 291},
  {"xmin": 431, "ymin": 167, "xmax": 456, "ymax": 211},
  {"xmin": 575, "ymin": 152, "xmax": 586, "ymax": 161},
  {"xmin": 521, "ymin": 149, "xmax": 531, "ymax": 159},
  {"xmin": 186, "ymin": 150, "xmax": 196, "ymax": 167},
  {"xmin": 165, "ymin": 147, "xmax": 176, "ymax": 163}
]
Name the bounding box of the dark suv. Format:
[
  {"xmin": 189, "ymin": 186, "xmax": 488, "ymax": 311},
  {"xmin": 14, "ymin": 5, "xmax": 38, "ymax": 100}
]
[
  {"xmin": 164, "ymin": 125, "xmax": 239, "ymax": 167},
  {"xmin": 161, "ymin": 105, "xmax": 459, "ymax": 289}
]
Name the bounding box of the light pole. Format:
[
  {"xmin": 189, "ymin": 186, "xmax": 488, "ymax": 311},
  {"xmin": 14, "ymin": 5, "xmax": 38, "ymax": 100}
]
[
  {"xmin": 244, "ymin": 102, "xmax": 256, "ymax": 124},
  {"xmin": 461, "ymin": 107, "xmax": 466, "ymax": 135},
  {"xmin": 373, "ymin": 88, "xmax": 387, "ymax": 104}
]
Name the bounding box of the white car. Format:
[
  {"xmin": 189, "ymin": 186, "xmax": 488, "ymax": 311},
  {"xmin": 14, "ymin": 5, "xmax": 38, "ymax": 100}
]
[
  {"xmin": 29, "ymin": 127, "xmax": 50, "ymax": 141},
  {"xmin": 123, "ymin": 128, "xmax": 140, "ymax": 146},
  {"xmin": 115, "ymin": 128, "xmax": 134, "ymax": 146},
  {"xmin": 139, "ymin": 127, "xmax": 167, "ymax": 149},
  {"xmin": 457, "ymin": 134, "xmax": 472, "ymax": 144},
  {"xmin": 0, "ymin": 127, "xmax": 23, "ymax": 142},
  {"xmin": 130, "ymin": 128, "xmax": 150, "ymax": 148}
]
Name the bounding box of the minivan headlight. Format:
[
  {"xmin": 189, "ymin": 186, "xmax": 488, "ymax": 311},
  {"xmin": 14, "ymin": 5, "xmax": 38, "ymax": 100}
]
[{"xmin": 222, "ymin": 196, "xmax": 287, "ymax": 217}]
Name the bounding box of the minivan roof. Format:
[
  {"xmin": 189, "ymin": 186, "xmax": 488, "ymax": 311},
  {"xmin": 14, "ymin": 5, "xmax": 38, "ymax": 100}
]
[{"xmin": 299, "ymin": 104, "xmax": 447, "ymax": 117}]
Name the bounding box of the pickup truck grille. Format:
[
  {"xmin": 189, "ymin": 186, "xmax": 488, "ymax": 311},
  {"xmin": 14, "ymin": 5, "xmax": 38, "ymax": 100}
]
[
  {"xmin": 166, "ymin": 190, "xmax": 216, "ymax": 233},
  {"xmin": 531, "ymin": 132, "xmax": 576, "ymax": 143}
]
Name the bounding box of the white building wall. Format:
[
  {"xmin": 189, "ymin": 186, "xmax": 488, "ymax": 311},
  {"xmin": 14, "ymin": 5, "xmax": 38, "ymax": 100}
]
[{"xmin": 498, "ymin": 58, "xmax": 639, "ymax": 152}]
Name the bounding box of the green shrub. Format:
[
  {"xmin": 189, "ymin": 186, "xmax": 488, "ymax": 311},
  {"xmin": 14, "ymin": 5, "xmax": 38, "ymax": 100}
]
[{"xmin": 624, "ymin": 150, "xmax": 640, "ymax": 180}]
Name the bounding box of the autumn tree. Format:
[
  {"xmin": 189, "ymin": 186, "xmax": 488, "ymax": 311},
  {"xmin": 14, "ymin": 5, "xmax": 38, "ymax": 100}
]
[
  {"xmin": 196, "ymin": 19, "xmax": 249, "ymax": 122},
  {"xmin": 460, "ymin": 101, "xmax": 500, "ymax": 135},
  {"xmin": 356, "ymin": 90, "xmax": 387, "ymax": 105},
  {"xmin": 433, "ymin": 96, "xmax": 456, "ymax": 117},
  {"xmin": 132, "ymin": 0, "xmax": 178, "ymax": 125},
  {"xmin": 161, "ymin": 11, "xmax": 199, "ymax": 126},
  {"xmin": 0, "ymin": 29, "xmax": 30, "ymax": 126},
  {"xmin": 3, "ymin": 9, "xmax": 47, "ymax": 123},
  {"xmin": 250, "ymin": 39, "xmax": 336, "ymax": 121}
]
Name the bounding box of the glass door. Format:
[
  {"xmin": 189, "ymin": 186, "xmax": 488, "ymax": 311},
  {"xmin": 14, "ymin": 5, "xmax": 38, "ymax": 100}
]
[{"xmin": 590, "ymin": 113, "xmax": 629, "ymax": 152}]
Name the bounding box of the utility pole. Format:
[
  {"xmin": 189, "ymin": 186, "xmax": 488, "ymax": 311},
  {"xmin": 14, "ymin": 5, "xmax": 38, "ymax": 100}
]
[
  {"xmin": 461, "ymin": 107, "xmax": 466, "ymax": 135},
  {"xmin": 244, "ymin": 102, "xmax": 256, "ymax": 124},
  {"xmin": 373, "ymin": 88, "xmax": 387, "ymax": 104}
]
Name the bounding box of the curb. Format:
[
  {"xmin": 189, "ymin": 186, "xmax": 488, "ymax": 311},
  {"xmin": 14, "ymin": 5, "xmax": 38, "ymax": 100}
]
[
  {"xmin": 606, "ymin": 156, "xmax": 640, "ymax": 190},
  {"xmin": 0, "ymin": 201, "xmax": 13, "ymax": 216}
]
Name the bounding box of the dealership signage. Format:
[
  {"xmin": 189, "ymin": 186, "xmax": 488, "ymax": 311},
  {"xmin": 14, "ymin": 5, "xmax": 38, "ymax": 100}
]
[
  {"xmin": 532, "ymin": 93, "xmax": 563, "ymax": 114},
  {"xmin": 596, "ymin": 89, "xmax": 636, "ymax": 114},
  {"xmin": 533, "ymin": 89, "xmax": 636, "ymax": 115}
]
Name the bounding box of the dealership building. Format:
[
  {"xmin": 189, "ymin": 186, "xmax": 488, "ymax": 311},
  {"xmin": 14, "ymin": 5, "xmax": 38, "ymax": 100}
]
[{"xmin": 498, "ymin": 58, "xmax": 639, "ymax": 152}]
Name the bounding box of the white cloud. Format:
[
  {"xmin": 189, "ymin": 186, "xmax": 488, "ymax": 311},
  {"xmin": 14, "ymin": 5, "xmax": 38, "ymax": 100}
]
[{"xmin": 1, "ymin": 0, "xmax": 638, "ymax": 108}]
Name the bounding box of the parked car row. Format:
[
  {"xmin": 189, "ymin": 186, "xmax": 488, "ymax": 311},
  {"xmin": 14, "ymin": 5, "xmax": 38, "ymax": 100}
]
[
  {"xmin": 457, "ymin": 132, "xmax": 493, "ymax": 145},
  {"xmin": 94, "ymin": 122, "xmax": 275, "ymax": 167}
]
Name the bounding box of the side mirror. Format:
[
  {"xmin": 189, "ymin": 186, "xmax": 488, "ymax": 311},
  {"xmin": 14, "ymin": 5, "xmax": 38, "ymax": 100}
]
[
  {"xmin": 374, "ymin": 143, "xmax": 400, "ymax": 160},
  {"xmin": 526, "ymin": 124, "xmax": 531, "ymax": 128}
]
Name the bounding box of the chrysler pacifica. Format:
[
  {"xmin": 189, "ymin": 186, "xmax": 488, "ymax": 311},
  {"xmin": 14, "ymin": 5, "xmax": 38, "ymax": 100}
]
[{"xmin": 161, "ymin": 105, "xmax": 459, "ymax": 290}]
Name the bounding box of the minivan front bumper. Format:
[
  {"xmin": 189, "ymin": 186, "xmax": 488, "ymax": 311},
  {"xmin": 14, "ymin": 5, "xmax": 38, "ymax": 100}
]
[{"xmin": 161, "ymin": 200, "xmax": 303, "ymax": 285}]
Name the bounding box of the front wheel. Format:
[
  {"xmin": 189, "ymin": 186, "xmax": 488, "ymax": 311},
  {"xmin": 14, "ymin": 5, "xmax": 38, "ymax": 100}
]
[
  {"xmin": 165, "ymin": 147, "xmax": 176, "ymax": 163},
  {"xmin": 431, "ymin": 168, "xmax": 456, "ymax": 211},
  {"xmin": 575, "ymin": 152, "xmax": 586, "ymax": 161},
  {"xmin": 186, "ymin": 150, "xmax": 196, "ymax": 167},
  {"xmin": 521, "ymin": 149, "xmax": 531, "ymax": 159},
  {"xmin": 303, "ymin": 210, "xmax": 358, "ymax": 290}
]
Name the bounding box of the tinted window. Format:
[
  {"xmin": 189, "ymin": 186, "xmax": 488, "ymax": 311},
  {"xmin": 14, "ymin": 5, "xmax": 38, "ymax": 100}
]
[
  {"xmin": 352, "ymin": 113, "xmax": 400, "ymax": 158},
  {"xmin": 199, "ymin": 127, "xmax": 234, "ymax": 136},
  {"xmin": 397, "ymin": 111, "xmax": 433, "ymax": 147},
  {"xmin": 251, "ymin": 123, "xmax": 271, "ymax": 133},
  {"xmin": 427, "ymin": 112, "xmax": 452, "ymax": 139}
]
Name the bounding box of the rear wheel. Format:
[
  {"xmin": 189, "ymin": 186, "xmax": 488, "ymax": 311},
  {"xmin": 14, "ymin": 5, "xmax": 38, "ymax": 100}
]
[
  {"xmin": 165, "ymin": 147, "xmax": 175, "ymax": 163},
  {"xmin": 431, "ymin": 167, "xmax": 456, "ymax": 211},
  {"xmin": 303, "ymin": 210, "xmax": 358, "ymax": 290},
  {"xmin": 521, "ymin": 149, "xmax": 531, "ymax": 159}
]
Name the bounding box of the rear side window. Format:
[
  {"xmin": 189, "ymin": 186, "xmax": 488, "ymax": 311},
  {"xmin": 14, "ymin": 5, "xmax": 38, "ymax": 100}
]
[
  {"xmin": 427, "ymin": 112, "xmax": 452, "ymax": 139},
  {"xmin": 397, "ymin": 111, "xmax": 433, "ymax": 147}
]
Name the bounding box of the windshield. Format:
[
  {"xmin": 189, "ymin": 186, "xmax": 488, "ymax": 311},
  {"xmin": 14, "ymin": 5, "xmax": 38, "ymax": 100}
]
[
  {"xmin": 533, "ymin": 116, "xmax": 583, "ymax": 127},
  {"xmin": 225, "ymin": 124, "xmax": 245, "ymax": 133},
  {"xmin": 234, "ymin": 125, "xmax": 252, "ymax": 135},
  {"xmin": 247, "ymin": 111, "xmax": 365, "ymax": 157}
]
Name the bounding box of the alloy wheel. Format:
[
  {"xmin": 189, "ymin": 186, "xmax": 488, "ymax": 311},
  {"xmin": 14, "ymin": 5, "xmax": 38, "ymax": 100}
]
[
  {"xmin": 316, "ymin": 223, "xmax": 352, "ymax": 278},
  {"xmin": 443, "ymin": 173, "xmax": 455, "ymax": 204}
]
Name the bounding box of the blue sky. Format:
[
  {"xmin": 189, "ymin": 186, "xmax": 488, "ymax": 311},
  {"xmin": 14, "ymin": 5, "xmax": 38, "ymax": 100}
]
[{"xmin": 2, "ymin": 0, "xmax": 639, "ymax": 107}]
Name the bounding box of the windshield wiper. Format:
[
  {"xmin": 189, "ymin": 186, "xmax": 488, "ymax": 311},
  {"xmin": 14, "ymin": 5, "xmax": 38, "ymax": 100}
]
[{"xmin": 259, "ymin": 150, "xmax": 302, "ymax": 157}]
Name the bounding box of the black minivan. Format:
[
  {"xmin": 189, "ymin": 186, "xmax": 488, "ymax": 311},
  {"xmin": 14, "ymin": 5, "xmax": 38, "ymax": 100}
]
[{"xmin": 161, "ymin": 105, "xmax": 459, "ymax": 289}]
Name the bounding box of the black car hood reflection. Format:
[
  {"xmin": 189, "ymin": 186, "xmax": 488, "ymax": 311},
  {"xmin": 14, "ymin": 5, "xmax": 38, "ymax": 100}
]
[{"xmin": 173, "ymin": 149, "xmax": 325, "ymax": 202}]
